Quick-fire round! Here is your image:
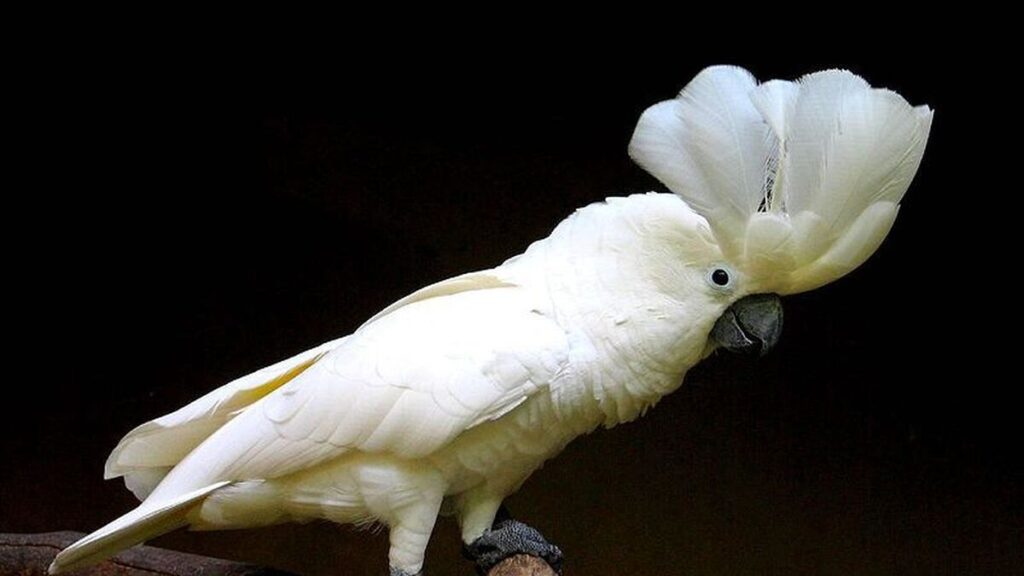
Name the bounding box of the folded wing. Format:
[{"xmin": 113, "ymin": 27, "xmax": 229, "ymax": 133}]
[{"xmin": 145, "ymin": 277, "xmax": 568, "ymax": 500}]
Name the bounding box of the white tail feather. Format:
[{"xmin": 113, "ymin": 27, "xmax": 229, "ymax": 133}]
[{"xmin": 48, "ymin": 482, "xmax": 229, "ymax": 574}]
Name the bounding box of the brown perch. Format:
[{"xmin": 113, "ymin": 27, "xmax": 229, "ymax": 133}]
[{"xmin": 0, "ymin": 532, "xmax": 556, "ymax": 576}]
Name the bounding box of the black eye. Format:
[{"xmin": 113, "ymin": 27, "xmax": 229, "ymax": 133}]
[{"xmin": 711, "ymin": 268, "xmax": 730, "ymax": 286}]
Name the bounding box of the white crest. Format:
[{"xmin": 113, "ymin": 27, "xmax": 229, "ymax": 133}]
[{"xmin": 629, "ymin": 66, "xmax": 932, "ymax": 294}]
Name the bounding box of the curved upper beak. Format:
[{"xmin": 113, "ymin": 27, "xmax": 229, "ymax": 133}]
[{"xmin": 710, "ymin": 293, "xmax": 783, "ymax": 357}]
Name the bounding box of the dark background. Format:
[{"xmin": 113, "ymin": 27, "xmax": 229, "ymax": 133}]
[{"xmin": 3, "ymin": 38, "xmax": 1018, "ymax": 576}]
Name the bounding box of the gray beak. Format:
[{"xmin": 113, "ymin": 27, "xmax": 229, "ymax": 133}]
[{"xmin": 710, "ymin": 294, "xmax": 783, "ymax": 357}]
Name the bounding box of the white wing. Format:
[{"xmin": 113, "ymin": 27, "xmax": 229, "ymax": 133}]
[{"xmin": 147, "ymin": 278, "xmax": 568, "ymax": 499}]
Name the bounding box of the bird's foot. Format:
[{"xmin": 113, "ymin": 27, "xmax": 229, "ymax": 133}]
[
  {"xmin": 463, "ymin": 518, "xmax": 563, "ymax": 575},
  {"xmin": 389, "ymin": 568, "xmax": 422, "ymax": 576}
]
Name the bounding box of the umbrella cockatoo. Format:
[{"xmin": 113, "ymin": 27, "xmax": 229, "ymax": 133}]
[{"xmin": 50, "ymin": 66, "xmax": 932, "ymax": 576}]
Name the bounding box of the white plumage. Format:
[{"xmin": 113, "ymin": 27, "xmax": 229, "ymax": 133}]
[
  {"xmin": 51, "ymin": 66, "xmax": 931, "ymax": 575},
  {"xmin": 630, "ymin": 65, "xmax": 932, "ymax": 293}
]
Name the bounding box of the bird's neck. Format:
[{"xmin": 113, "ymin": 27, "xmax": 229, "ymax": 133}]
[{"xmin": 500, "ymin": 193, "xmax": 717, "ymax": 428}]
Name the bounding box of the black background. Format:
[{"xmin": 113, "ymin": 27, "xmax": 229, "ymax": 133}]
[{"xmin": 2, "ymin": 36, "xmax": 1018, "ymax": 576}]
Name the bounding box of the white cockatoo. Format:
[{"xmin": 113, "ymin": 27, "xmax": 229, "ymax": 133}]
[{"xmin": 50, "ymin": 66, "xmax": 932, "ymax": 576}]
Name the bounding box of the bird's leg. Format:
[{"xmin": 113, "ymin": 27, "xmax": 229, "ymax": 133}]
[
  {"xmin": 463, "ymin": 505, "xmax": 563, "ymax": 575},
  {"xmin": 387, "ymin": 514, "xmax": 435, "ymax": 576},
  {"xmin": 385, "ymin": 481, "xmax": 444, "ymax": 576}
]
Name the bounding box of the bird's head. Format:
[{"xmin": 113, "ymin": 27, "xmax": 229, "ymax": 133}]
[{"xmin": 628, "ymin": 66, "xmax": 932, "ymax": 358}]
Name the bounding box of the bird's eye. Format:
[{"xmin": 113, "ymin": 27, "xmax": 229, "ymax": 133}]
[
  {"xmin": 706, "ymin": 266, "xmax": 735, "ymax": 290},
  {"xmin": 711, "ymin": 269, "xmax": 730, "ymax": 286}
]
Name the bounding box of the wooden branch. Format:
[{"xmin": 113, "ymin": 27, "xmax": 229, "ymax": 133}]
[
  {"xmin": 0, "ymin": 531, "xmax": 289, "ymax": 575},
  {"xmin": 0, "ymin": 532, "xmax": 557, "ymax": 576},
  {"xmin": 487, "ymin": 554, "xmax": 558, "ymax": 576}
]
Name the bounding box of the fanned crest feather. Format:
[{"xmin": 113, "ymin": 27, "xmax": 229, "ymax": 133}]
[{"xmin": 629, "ymin": 65, "xmax": 932, "ymax": 294}]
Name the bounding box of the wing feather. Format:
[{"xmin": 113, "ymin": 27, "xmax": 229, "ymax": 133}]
[
  {"xmin": 105, "ymin": 337, "xmax": 346, "ymax": 499},
  {"xmin": 147, "ymin": 283, "xmax": 568, "ymax": 500}
]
